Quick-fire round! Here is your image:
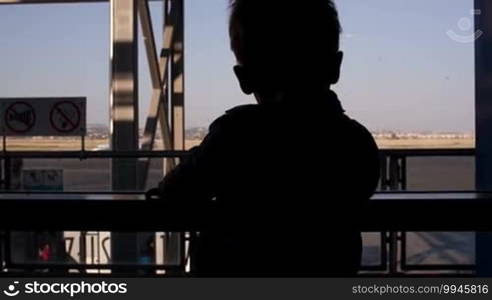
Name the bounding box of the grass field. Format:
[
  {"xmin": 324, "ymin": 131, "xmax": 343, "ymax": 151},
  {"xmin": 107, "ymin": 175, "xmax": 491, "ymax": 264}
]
[
  {"xmin": 1, "ymin": 138, "xmax": 104, "ymax": 151},
  {"xmin": 375, "ymin": 137, "xmax": 474, "ymax": 149},
  {"xmin": 0, "ymin": 137, "xmax": 476, "ymax": 151}
]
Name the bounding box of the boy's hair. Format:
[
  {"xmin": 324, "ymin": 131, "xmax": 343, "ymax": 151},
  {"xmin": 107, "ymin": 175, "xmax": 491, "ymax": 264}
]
[{"xmin": 229, "ymin": 0, "xmax": 342, "ymax": 87}]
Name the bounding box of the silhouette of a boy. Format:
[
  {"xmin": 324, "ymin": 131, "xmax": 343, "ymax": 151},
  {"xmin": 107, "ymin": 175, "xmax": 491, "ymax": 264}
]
[{"xmin": 150, "ymin": 0, "xmax": 380, "ymax": 276}]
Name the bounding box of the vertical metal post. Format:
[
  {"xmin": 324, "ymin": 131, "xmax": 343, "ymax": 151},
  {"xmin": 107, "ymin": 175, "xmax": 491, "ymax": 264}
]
[
  {"xmin": 109, "ymin": 0, "xmax": 139, "ymax": 268},
  {"xmin": 0, "ymin": 158, "xmax": 3, "ymax": 190},
  {"xmin": 388, "ymin": 157, "xmax": 400, "ymax": 190},
  {"xmin": 387, "ymin": 231, "xmax": 398, "ymax": 274},
  {"xmin": 475, "ymin": 0, "xmax": 492, "ymax": 276},
  {"xmin": 1, "ymin": 135, "xmax": 5, "ymax": 190},
  {"xmin": 171, "ymin": 0, "xmax": 185, "ymax": 152},
  {"xmin": 398, "ymin": 157, "xmax": 407, "ymax": 271},
  {"xmin": 164, "ymin": 0, "xmax": 185, "ymax": 272},
  {"xmin": 110, "ymin": 0, "xmax": 139, "ymax": 190},
  {"xmin": 79, "ymin": 231, "xmax": 87, "ymax": 265},
  {"xmin": 388, "ymin": 156, "xmax": 401, "ymax": 274},
  {"xmin": 379, "ymin": 154, "xmax": 388, "ymax": 190},
  {"xmin": 4, "ymin": 157, "xmax": 11, "ymax": 190},
  {"xmin": 400, "ymin": 157, "xmax": 407, "ymax": 190},
  {"xmin": 163, "ymin": 0, "xmax": 175, "ymax": 174}
]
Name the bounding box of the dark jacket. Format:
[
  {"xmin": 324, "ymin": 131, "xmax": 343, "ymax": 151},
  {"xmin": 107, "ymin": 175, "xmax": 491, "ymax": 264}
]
[{"xmin": 158, "ymin": 91, "xmax": 380, "ymax": 276}]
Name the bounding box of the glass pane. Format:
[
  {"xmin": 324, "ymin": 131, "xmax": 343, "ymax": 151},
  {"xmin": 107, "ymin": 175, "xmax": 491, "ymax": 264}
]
[
  {"xmin": 405, "ymin": 232, "xmax": 475, "ymax": 267},
  {"xmin": 406, "ymin": 157, "xmax": 475, "ymax": 191},
  {"xmin": 361, "ymin": 233, "xmax": 383, "ymax": 267}
]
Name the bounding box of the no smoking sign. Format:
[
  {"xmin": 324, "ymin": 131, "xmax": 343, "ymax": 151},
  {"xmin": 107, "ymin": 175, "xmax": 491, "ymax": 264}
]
[{"xmin": 50, "ymin": 101, "xmax": 81, "ymax": 133}]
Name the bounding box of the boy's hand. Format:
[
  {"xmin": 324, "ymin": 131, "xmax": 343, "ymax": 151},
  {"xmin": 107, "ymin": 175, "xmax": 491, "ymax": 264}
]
[{"xmin": 145, "ymin": 188, "xmax": 162, "ymax": 201}]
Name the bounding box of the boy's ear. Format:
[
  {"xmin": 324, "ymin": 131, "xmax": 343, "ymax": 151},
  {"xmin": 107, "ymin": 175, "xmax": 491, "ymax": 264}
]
[
  {"xmin": 328, "ymin": 51, "xmax": 344, "ymax": 84},
  {"xmin": 233, "ymin": 65, "xmax": 255, "ymax": 95}
]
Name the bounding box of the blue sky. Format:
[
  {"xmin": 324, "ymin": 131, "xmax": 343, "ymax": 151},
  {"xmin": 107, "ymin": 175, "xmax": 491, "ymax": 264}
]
[{"xmin": 0, "ymin": 0, "xmax": 475, "ymax": 132}]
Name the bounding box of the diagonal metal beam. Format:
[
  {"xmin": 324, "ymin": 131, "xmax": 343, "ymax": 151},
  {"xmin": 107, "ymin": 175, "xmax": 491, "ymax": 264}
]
[
  {"xmin": 138, "ymin": 0, "xmax": 177, "ymax": 189},
  {"xmin": 138, "ymin": 0, "xmax": 165, "ymax": 91}
]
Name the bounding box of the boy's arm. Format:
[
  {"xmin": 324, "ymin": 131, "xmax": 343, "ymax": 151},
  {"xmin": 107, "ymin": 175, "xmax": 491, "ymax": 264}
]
[{"xmin": 155, "ymin": 117, "xmax": 231, "ymax": 204}]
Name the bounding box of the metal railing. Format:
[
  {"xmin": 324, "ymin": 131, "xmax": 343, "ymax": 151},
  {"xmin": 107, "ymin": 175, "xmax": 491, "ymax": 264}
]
[
  {"xmin": 2, "ymin": 230, "xmax": 192, "ymax": 274},
  {"xmin": 0, "ymin": 148, "xmax": 480, "ymax": 276},
  {"xmin": 377, "ymin": 148, "xmax": 476, "ymax": 275}
]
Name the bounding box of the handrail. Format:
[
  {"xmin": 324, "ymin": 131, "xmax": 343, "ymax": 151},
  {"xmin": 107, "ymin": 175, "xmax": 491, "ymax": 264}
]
[
  {"xmin": 0, "ymin": 150, "xmax": 190, "ymax": 159},
  {"xmin": 0, "ymin": 192, "xmax": 490, "ymax": 232}
]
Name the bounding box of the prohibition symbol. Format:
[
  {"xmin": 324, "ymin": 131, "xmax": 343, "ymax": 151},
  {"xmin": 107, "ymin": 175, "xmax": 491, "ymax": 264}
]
[
  {"xmin": 50, "ymin": 101, "xmax": 81, "ymax": 133},
  {"xmin": 5, "ymin": 102, "xmax": 36, "ymax": 133}
]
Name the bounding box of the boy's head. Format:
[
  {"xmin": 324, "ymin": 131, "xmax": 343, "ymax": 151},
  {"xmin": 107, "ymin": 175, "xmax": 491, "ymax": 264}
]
[{"xmin": 229, "ymin": 0, "xmax": 343, "ymax": 102}]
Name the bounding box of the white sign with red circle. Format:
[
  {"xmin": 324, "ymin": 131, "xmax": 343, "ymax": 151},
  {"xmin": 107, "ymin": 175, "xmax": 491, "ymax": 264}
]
[
  {"xmin": 5, "ymin": 101, "xmax": 36, "ymax": 134},
  {"xmin": 1, "ymin": 97, "xmax": 86, "ymax": 136},
  {"xmin": 50, "ymin": 101, "xmax": 81, "ymax": 134}
]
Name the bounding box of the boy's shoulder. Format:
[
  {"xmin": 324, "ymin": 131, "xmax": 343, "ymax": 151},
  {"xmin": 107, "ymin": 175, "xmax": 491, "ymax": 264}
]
[
  {"xmin": 225, "ymin": 104, "xmax": 262, "ymax": 116},
  {"xmin": 209, "ymin": 104, "xmax": 262, "ymax": 130}
]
